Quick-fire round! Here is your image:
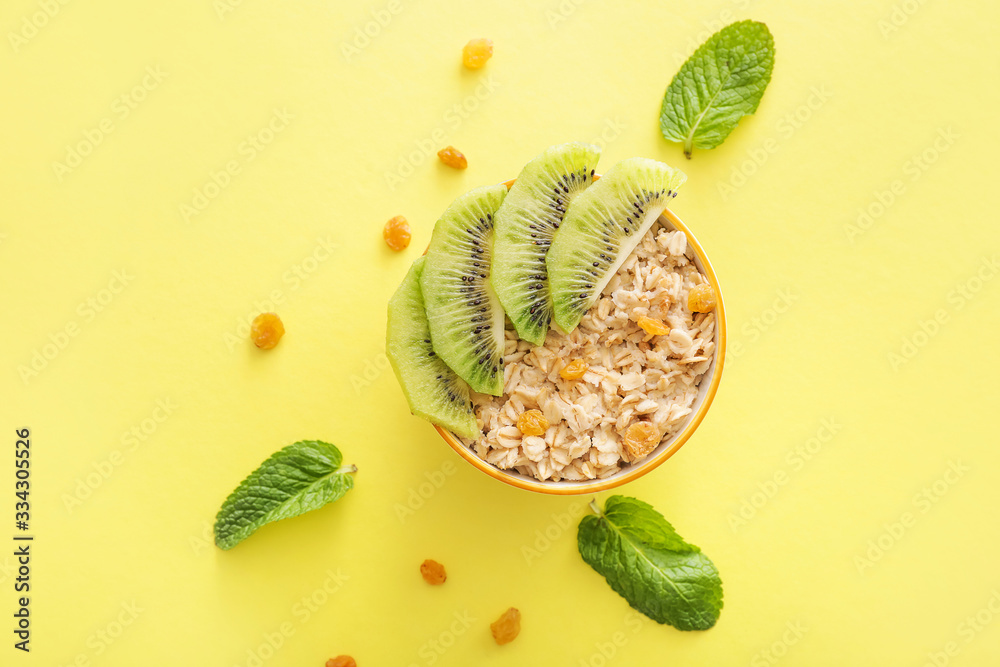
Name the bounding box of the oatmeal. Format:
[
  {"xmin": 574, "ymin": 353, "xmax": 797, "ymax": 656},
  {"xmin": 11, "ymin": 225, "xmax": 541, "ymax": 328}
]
[{"xmin": 460, "ymin": 222, "xmax": 716, "ymax": 482}]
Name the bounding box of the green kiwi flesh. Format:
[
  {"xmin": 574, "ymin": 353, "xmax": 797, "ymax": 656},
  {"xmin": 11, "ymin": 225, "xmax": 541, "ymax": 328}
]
[
  {"xmin": 420, "ymin": 184, "xmax": 508, "ymax": 396},
  {"xmin": 386, "ymin": 257, "xmax": 478, "ymax": 439},
  {"xmin": 547, "ymin": 157, "xmax": 687, "ymax": 332},
  {"xmin": 490, "ymin": 142, "xmax": 601, "ymax": 345}
]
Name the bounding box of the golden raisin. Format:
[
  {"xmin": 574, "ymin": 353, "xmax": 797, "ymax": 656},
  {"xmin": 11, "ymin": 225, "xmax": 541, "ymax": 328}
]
[
  {"xmin": 462, "ymin": 38, "xmax": 493, "ymax": 69},
  {"xmin": 326, "ymin": 657, "xmax": 356, "ymax": 667},
  {"xmin": 517, "ymin": 409, "xmax": 548, "ymax": 436},
  {"xmin": 636, "ymin": 315, "xmax": 670, "ymax": 336},
  {"xmin": 622, "ymin": 422, "xmax": 660, "ymax": 461},
  {"xmin": 382, "ymin": 215, "xmax": 411, "ymax": 251},
  {"xmin": 688, "ymin": 283, "xmax": 717, "ymax": 313},
  {"xmin": 420, "ymin": 559, "xmax": 447, "ymax": 585},
  {"xmin": 250, "ymin": 312, "xmax": 284, "ymax": 350},
  {"xmin": 437, "ymin": 146, "xmax": 468, "ymax": 170},
  {"xmin": 490, "ymin": 607, "xmax": 521, "ymax": 645},
  {"xmin": 559, "ymin": 359, "xmax": 589, "ymax": 380}
]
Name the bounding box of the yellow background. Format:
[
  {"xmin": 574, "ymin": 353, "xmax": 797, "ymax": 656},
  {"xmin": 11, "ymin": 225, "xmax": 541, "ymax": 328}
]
[{"xmin": 3, "ymin": 0, "xmax": 999, "ymax": 665}]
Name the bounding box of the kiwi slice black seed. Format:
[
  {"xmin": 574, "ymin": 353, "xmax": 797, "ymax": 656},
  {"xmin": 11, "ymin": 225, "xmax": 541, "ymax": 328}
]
[
  {"xmin": 491, "ymin": 142, "xmax": 601, "ymax": 345},
  {"xmin": 421, "ymin": 184, "xmax": 508, "ymax": 396},
  {"xmin": 547, "ymin": 157, "xmax": 687, "ymax": 332},
  {"xmin": 386, "ymin": 257, "xmax": 478, "ymax": 439}
]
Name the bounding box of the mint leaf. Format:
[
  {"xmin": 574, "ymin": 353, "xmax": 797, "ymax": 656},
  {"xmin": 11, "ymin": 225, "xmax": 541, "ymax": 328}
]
[
  {"xmin": 577, "ymin": 496, "xmax": 723, "ymax": 630},
  {"xmin": 214, "ymin": 440, "xmax": 356, "ymax": 550},
  {"xmin": 660, "ymin": 20, "xmax": 775, "ymax": 158}
]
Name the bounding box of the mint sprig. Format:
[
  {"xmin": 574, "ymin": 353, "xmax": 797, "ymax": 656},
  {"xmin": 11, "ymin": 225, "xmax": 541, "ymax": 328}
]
[
  {"xmin": 214, "ymin": 440, "xmax": 356, "ymax": 550},
  {"xmin": 577, "ymin": 496, "xmax": 723, "ymax": 630},
  {"xmin": 659, "ymin": 20, "xmax": 775, "ymax": 158}
]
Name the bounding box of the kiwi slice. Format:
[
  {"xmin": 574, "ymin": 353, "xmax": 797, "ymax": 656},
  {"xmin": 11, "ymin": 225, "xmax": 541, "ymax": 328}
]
[
  {"xmin": 421, "ymin": 184, "xmax": 508, "ymax": 396},
  {"xmin": 491, "ymin": 142, "xmax": 601, "ymax": 345},
  {"xmin": 386, "ymin": 257, "xmax": 478, "ymax": 439},
  {"xmin": 547, "ymin": 157, "xmax": 687, "ymax": 332}
]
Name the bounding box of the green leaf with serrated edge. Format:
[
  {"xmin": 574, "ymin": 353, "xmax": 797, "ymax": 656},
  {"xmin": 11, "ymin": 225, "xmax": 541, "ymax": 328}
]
[
  {"xmin": 660, "ymin": 20, "xmax": 775, "ymax": 158},
  {"xmin": 214, "ymin": 440, "xmax": 356, "ymax": 550},
  {"xmin": 577, "ymin": 495, "xmax": 723, "ymax": 631}
]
